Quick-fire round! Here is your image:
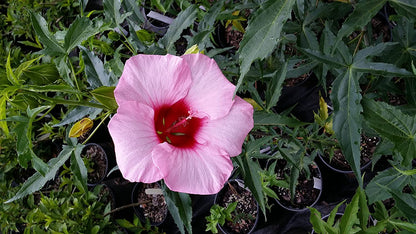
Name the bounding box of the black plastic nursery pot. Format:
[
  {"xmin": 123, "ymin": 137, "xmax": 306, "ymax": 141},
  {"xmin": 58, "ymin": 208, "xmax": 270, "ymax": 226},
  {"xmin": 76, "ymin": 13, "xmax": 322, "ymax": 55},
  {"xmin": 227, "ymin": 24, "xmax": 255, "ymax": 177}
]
[
  {"xmin": 214, "ymin": 179, "xmax": 260, "ymax": 234},
  {"xmin": 273, "ymin": 160, "xmax": 323, "ymax": 212},
  {"xmin": 317, "ymin": 135, "xmax": 379, "ymax": 176},
  {"xmin": 81, "ymin": 143, "xmax": 111, "ymax": 187},
  {"xmin": 274, "ymin": 74, "xmax": 330, "ymax": 123},
  {"xmin": 131, "ymin": 182, "xmax": 168, "ymax": 226}
]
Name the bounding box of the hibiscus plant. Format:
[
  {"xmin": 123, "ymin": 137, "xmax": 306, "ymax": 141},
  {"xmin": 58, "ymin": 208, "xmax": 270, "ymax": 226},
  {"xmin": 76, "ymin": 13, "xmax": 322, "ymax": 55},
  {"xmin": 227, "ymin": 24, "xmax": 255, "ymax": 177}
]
[{"xmin": 1, "ymin": 0, "xmax": 416, "ymax": 233}]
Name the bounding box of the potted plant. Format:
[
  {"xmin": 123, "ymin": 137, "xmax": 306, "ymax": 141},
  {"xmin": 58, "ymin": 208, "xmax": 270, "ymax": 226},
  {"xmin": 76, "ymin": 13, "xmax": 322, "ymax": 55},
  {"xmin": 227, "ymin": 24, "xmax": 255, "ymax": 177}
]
[
  {"xmin": 130, "ymin": 182, "xmax": 168, "ymax": 226},
  {"xmin": 81, "ymin": 143, "xmax": 110, "ymax": 187},
  {"xmin": 265, "ymin": 137, "xmax": 323, "ymax": 212},
  {"xmin": 206, "ymin": 179, "xmax": 259, "ymax": 234}
]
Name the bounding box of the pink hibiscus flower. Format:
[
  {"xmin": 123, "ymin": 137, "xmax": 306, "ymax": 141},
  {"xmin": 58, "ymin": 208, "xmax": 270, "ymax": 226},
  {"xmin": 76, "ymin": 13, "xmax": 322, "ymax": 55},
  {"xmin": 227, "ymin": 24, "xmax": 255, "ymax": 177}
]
[{"xmin": 108, "ymin": 53, "xmax": 253, "ymax": 194}]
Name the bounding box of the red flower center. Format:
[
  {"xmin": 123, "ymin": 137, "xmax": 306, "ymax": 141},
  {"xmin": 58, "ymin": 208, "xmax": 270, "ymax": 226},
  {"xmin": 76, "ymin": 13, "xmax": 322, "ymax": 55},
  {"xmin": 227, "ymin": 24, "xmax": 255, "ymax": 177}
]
[{"xmin": 154, "ymin": 100, "xmax": 202, "ymax": 148}]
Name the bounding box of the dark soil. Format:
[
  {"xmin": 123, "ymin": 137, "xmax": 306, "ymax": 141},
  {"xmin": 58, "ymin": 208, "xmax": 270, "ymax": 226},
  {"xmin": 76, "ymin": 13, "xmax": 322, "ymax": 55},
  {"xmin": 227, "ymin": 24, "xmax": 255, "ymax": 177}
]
[
  {"xmin": 324, "ymin": 135, "xmax": 379, "ymax": 172},
  {"xmin": 274, "ymin": 160, "xmax": 322, "ymax": 210},
  {"xmin": 225, "ymin": 24, "xmax": 244, "ymax": 49},
  {"xmin": 371, "ymin": 14, "xmax": 391, "ymax": 42},
  {"xmin": 135, "ymin": 183, "xmax": 167, "ymax": 225},
  {"xmin": 218, "ymin": 181, "xmax": 258, "ymax": 234},
  {"xmin": 82, "ymin": 144, "xmax": 107, "ymax": 185}
]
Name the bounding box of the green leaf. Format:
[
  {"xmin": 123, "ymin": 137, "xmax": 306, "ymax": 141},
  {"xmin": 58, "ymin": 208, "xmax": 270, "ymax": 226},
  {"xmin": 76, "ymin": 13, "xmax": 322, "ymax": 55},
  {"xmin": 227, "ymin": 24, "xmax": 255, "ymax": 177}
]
[
  {"xmin": 5, "ymin": 145, "xmax": 76, "ymax": 203},
  {"xmin": 64, "ymin": 17, "xmax": 97, "ymax": 53},
  {"xmin": 122, "ymin": 0, "xmax": 145, "ymax": 24},
  {"xmin": 340, "ymin": 190, "xmax": 359, "ymax": 234},
  {"xmin": 352, "ymin": 61, "xmax": 413, "ymax": 77},
  {"xmin": 388, "ymin": 219, "xmax": 416, "ymax": 233},
  {"xmin": 309, "ymin": 207, "xmax": 326, "ymax": 234},
  {"xmin": 104, "ymin": 0, "xmax": 129, "ymax": 27},
  {"xmin": 30, "ymin": 11, "xmax": 65, "ymax": 55},
  {"xmin": 70, "ymin": 144, "xmax": 87, "ymax": 193},
  {"xmin": 160, "ymin": 5, "xmax": 197, "ymax": 54},
  {"xmin": 327, "ymin": 200, "xmax": 345, "ymax": 227},
  {"xmin": 0, "ymin": 96, "xmax": 9, "ymax": 136},
  {"xmin": 14, "ymin": 106, "xmax": 51, "ymax": 172},
  {"xmin": 236, "ymin": 0, "xmax": 296, "ymax": 92},
  {"xmin": 362, "ymin": 98, "xmax": 416, "ymax": 167},
  {"xmin": 336, "ymin": 0, "xmax": 387, "ymax": 42},
  {"xmin": 386, "ymin": 186, "xmax": 416, "ymax": 223},
  {"xmin": 6, "ymin": 53, "xmax": 19, "ymax": 85},
  {"xmin": 162, "ymin": 184, "xmax": 193, "ymax": 234},
  {"xmin": 91, "ymin": 86, "xmax": 118, "ymax": 111},
  {"xmin": 353, "ymin": 43, "xmax": 396, "ymax": 63},
  {"xmin": 266, "ymin": 62, "xmax": 287, "ymax": 111},
  {"xmin": 389, "ymin": 0, "xmax": 416, "ymax": 19},
  {"xmin": 253, "ymin": 111, "xmax": 306, "ymax": 128},
  {"xmin": 357, "ymin": 187, "xmax": 370, "ymax": 230},
  {"xmin": 54, "ymin": 56, "xmax": 74, "ymax": 87},
  {"xmin": 365, "ymin": 167, "xmax": 410, "ymax": 204},
  {"xmin": 298, "ymin": 48, "xmax": 346, "ymax": 68},
  {"xmin": 199, "ymin": 0, "xmax": 224, "ymax": 31},
  {"xmin": 54, "ymin": 106, "xmax": 102, "ymax": 127},
  {"xmin": 331, "ymin": 70, "xmax": 363, "ymax": 187},
  {"xmin": 80, "ymin": 46, "xmax": 112, "ymax": 88},
  {"xmin": 20, "ymin": 63, "xmax": 60, "ymax": 85},
  {"xmin": 233, "ymin": 152, "xmax": 266, "ymax": 219}
]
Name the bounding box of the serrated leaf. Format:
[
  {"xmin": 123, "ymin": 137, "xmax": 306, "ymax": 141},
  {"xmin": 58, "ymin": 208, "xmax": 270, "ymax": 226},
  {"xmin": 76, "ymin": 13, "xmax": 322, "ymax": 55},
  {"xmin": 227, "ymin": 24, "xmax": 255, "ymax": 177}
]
[
  {"xmin": 298, "ymin": 48, "xmax": 346, "ymax": 68},
  {"xmin": 233, "ymin": 152, "xmax": 266, "ymax": 219},
  {"xmin": 386, "ymin": 186, "xmax": 416, "ymax": 223},
  {"xmin": 340, "ymin": 190, "xmax": 359, "ymax": 234},
  {"xmin": 5, "ymin": 145, "xmax": 76, "ymax": 203},
  {"xmin": 336, "ymin": 0, "xmax": 387, "ymax": 42},
  {"xmin": 54, "ymin": 56, "xmax": 73, "ymax": 87},
  {"xmin": 64, "ymin": 17, "xmax": 97, "ymax": 53},
  {"xmin": 70, "ymin": 145, "xmax": 87, "ymax": 193},
  {"xmin": 353, "ymin": 42, "xmax": 396, "ymax": 63},
  {"xmin": 30, "ymin": 11, "xmax": 65, "ymax": 55},
  {"xmin": 331, "ymin": 69, "xmax": 363, "ymax": 187},
  {"xmin": 162, "ymin": 184, "xmax": 192, "ymax": 234},
  {"xmin": 389, "ymin": 0, "xmax": 416, "ymax": 19},
  {"xmin": 0, "ymin": 96, "xmax": 9, "ymax": 136},
  {"xmin": 352, "ymin": 61, "xmax": 413, "ymax": 77},
  {"xmin": 91, "ymin": 86, "xmax": 118, "ymax": 111},
  {"xmin": 388, "ymin": 219, "xmax": 416, "ymax": 232},
  {"xmin": 54, "ymin": 106, "xmax": 102, "ymax": 127},
  {"xmin": 160, "ymin": 5, "xmax": 197, "ymax": 54},
  {"xmin": 362, "ymin": 98, "xmax": 416, "ymax": 167},
  {"xmin": 365, "ymin": 167, "xmax": 409, "ymax": 204},
  {"xmin": 6, "ymin": 53, "xmax": 19, "ymax": 85},
  {"xmin": 104, "ymin": 0, "xmax": 129, "ymax": 27},
  {"xmin": 122, "ymin": 0, "xmax": 145, "ymax": 24},
  {"xmin": 357, "ymin": 187, "xmax": 370, "ymax": 229},
  {"xmin": 266, "ymin": 62, "xmax": 287, "ymax": 111},
  {"xmin": 199, "ymin": 0, "xmax": 224, "ymax": 31},
  {"xmin": 253, "ymin": 111, "xmax": 306, "ymax": 127},
  {"xmin": 80, "ymin": 46, "xmax": 112, "ymax": 88},
  {"xmin": 20, "ymin": 63, "xmax": 60, "ymax": 85},
  {"xmin": 309, "ymin": 207, "xmax": 326, "ymax": 234},
  {"xmin": 236, "ymin": 0, "xmax": 296, "ymax": 93}
]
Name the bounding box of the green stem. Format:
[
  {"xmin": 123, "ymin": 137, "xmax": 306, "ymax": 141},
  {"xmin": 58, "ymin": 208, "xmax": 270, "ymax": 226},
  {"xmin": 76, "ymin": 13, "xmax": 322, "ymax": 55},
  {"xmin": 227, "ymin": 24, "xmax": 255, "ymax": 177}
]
[
  {"xmin": 82, "ymin": 112, "xmax": 110, "ymax": 145},
  {"xmin": 35, "ymin": 105, "xmax": 56, "ymax": 122},
  {"xmin": 118, "ymin": 26, "xmax": 137, "ymax": 55},
  {"xmin": 67, "ymin": 56, "xmax": 82, "ymax": 100}
]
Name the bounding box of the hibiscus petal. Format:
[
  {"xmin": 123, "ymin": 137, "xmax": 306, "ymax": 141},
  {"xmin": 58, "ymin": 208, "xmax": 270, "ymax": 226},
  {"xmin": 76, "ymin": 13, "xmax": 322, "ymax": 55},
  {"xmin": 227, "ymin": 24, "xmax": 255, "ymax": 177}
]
[
  {"xmin": 108, "ymin": 101, "xmax": 163, "ymax": 183},
  {"xmin": 196, "ymin": 97, "xmax": 254, "ymax": 156},
  {"xmin": 114, "ymin": 54, "xmax": 192, "ymax": 108},
  {"xmin": 181, "ymin": 54, "xmax": 236, "ymax": 120},
  {"xmin": 152, "ymin": 142, "xmax": 233, "ymax": 194}
]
